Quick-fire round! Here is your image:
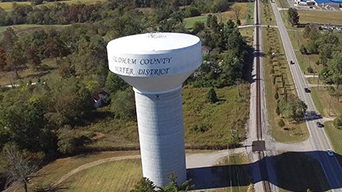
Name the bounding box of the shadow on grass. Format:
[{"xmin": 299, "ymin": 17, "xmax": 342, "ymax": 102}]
[{"xmin": 187, "ymin": 151, "xmax": 342, "ymax": 192}]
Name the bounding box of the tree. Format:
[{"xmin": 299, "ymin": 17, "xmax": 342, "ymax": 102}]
[
  {"xmin": 2, "ymin": 27, "xmax": 18, "ymax": 51},
  {"xmin": 3, "ymin": 144, "xmax": 38, "ymax": 192},
  {"xmin": 105, "ymin": 73, "xmax": 129, "ymax": 94},
  {"xmin": 288, "ymin": 8, "xmax": 299, "ymax": 27},
  {"xmin": 274, "ymin": 91, "xmax": 279, "ymax": 100},
  {"xmin": 0, "ymin": 47, "xmax": 6, "ymax": 71},
  {"xmin": 278, "ymin": 119, "xmax": 285, "ymax": 128},
  {"xmin": 131, "ymin": 177, "xmax": 157, "ymax": 192},
  {"xmin": 333, "ymin": 116, "xmax": 342, "ymax": 130},
  {"xmin": 131, "ymin": 173, "xmax": 194, "ymax": 192},
  {"xmin": 207, "ymin": 87, "xmax": 218, "ymax": 103},
  {"xmin": 111, "ymin": 88, "xmax": 136, "ymax": 121},
  {"xmin": 161, "ymin": 172, "xmax": 194, "ymax": 192},
  {"xmin": 232, "ymin": 5, "xmax": 241, "ymax": 22},
  {"xmin": 192, "ymin": 21, "xmax": 205, "ymax": 35},
  {"xmin": 277, "ymin": 94, "xmax": 307, "ymax": 121},
  {"xmin": 300, "ymin": 45, "xmax": 307, "ymax": 55}
]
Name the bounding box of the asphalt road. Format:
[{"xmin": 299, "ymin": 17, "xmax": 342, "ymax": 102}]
[{"xmin": 270, "ymin": 2, "xmax": 342, "ymax": 191}]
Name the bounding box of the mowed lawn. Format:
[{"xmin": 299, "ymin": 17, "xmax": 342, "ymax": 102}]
[
  {"xmin": 11, "ymin": 151, "xmax": 140, "ymax": 192},
  {"xmin": 63, "ymin": 159, "xmax": 142, "ymax": 192},
  {"xmin": 299, "ymin": 11, "xmax": 342, "ymax": 26}
]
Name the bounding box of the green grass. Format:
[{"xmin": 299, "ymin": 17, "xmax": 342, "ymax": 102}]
[
  {"xmin": 262, "ymin": 27, "xmax": 309, "ymax": 143},
  {"xmin": 310, "ymin": 87, "xmax": 341, "ymax": 117},
  {"xmin": 275, "ymin": 0, "xmax": 290, "ymax": 8},
  {"xmin": 83, "ymin": 85, "xmax": 250, "ymax": 149},
  {"xmin": 239, "ymin": 27, "xmax": 254, "ymax": 46},
  {"xmin": 216, "ymin": 153, "xmax": 254, "ymax": 192},
  {"xmin": 260, "ymin": 0, "xmax": 276, "ymax": 26},
  {"xmin": 184, "ymin": 14, "xmax": 208, "ymax": 28},
  {"xmin": 275, "ymin": 151, "xmax": 330, "ymax": 192},
  {"xmin": 182, "ymin": 85, "xmax": 250, "ymax": 146},
  {"xmin": 324, "ymin": 121, "xmax": 342, "ymax": 168},
  {"xmin": 63, "ymin": 159, "xmax": 142, "ymax": 192},
  {"xmin": 286, "ymin": 28, "xmax": 322, "ymax": 74},
  {"xmin": 299, "ymin": 10, "xmax": 342, "ymax": 26},
  {"xmin": 11, "ymin": 151, "xmax": 140, "ymax": 192}
]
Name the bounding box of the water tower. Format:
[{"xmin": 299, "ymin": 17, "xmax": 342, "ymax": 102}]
[{"xmin": 107, "ymin": 32, "xmax": 202, "ymax": 186}]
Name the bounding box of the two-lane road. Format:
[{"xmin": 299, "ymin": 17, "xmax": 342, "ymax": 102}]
[{"xmin": 270, "ymin": 2, "xmax": 342, "ymax": 191}]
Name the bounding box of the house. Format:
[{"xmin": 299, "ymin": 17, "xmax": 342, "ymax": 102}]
[
  {"xmin": 92, "ymin": 90, "xmax": 110, "ymax": 108},
  {"xmin": 201, "ymin": 46, "xmax": 211, "ymax": 55}
]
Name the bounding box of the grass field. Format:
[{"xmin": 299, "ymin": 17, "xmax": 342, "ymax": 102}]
[
  {"xmin": 82, "ymin": 85, "xmax": 250, "ymax": 149},
  {"xmin": 260, "ymin": 0, "xmax": 276, "ymax": 26},
  {"xmin": 182, "ymin": 85, "xmax": 250, "ymax": 146},
  {"xmin": 286, "ymin": 28, "xmax": 322, "ymax": 74},
  {"xmin": 63, "ymin": 159, "xmax": 142, "ymax": 192},
  {"xmin": 184, "ymin": 2, "xmax": 254, "ymax": 29},
  {"xmin": 323, "ymin": 121, "xmax": 342, "ymax": 168},
  {"xmin": 216, "ymin": 153, "xmax": 253, "ymax": 192},
  {"xmin": 299, "ymin": 10, "xmax": 342, "ymax": 26},
  {"xmin": 275, "ymin": 0, "xmax": 290, "ymax": 8},
  {"xmin": 0, "ymin": 0, "xmax": 105, "ymax": 11},
  {"xmin": 11, "ymin": 151, "xmax": 140, "ymax": 192},
  {"xmin": 262, "ymin": 27, "xmax": 309, "ymax": 143},
  {"xmin": 274, "ymin": 151, "xmax": 330, "ymax": 192},
  {"xmin": 239, "ymin": 27, "xmax": 254, "ymax": 46},
  {"xmin": 310, "ymin": 87, "xmax": 342, "ymax": 117}
]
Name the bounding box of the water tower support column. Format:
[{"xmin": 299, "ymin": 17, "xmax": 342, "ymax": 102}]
[{"xmin": 134, "ymin": 86, "xmax": 186, "ymax": 187}]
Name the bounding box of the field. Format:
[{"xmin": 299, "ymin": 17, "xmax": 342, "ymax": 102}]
[
  {"xmin": 184, "ymin": 2, "xmax": 254, "ymax": 29},
  {"xmin": 275, "ymin": 0, "xmax": 290, "ymax": 8},
  {"xmin": 274, "ymin": 152, "xmax": 330, "ymax": 192},
  {"xmin": 260, "ymin": 0, "xmax": 276, "ymax": 26},
  {"xmin": 62, "ymin": 159, "xmax": 142, "ymax": 192},
  {"xmin": 299, "ymin": 10, "xmax": 342, "ymax": 26},
  {"xmin": 0, "ymin": 0, "xmax": 105, "ymax": 11},
  {"xmin": 262, "ymin": 27, "xmax": 309, "ymax": 143},
  {"xmin": 10, "ymin": 151, "xmax": 140, "ymax": 192},
  {"xmin": 239, "ymin": 27, "xmax": 254, "ymax": 46},
  {"xmin": 310, "ymin": 87, "xmax": 342, "ymax": 117}
]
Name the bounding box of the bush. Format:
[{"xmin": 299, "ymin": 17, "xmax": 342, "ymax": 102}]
[
  {"xmin": 111, "ymin": 88, "xmax": 136, "ymax": 121},
  {"xmin": 191, "ymin": 123, "xmax": 210, "ymax": 133},
  {"xmin": 270, "ymin": 68, "xmax": 275, "ymax": 74},
  {"xmin": 207, "ymin": 87, "xmax": 218, "ymax": 103},
  {"xmin": 333, "ymin": 116, "xmax": 342, "ymax": 129},
  {"xmin": 307, "ymin": 66, "xmax": 314, "ymax": 73},
  {"xmin": 274, "ymin": 91, "xmax": 279, "ymax": 100},
  {"xmin": 276, "ymin": 104, "xmax": 281, "ymax": 116},
  {"xmin": 278, "ymin": 119, "xmax": 285, "ymax": 127},
  {"xmin": 300, "ymin": 45, "xmax": 307, "ymax": 55},
  {"xmin": 185, "ymin": 7, "xmax": 201, "ymax": 17}
]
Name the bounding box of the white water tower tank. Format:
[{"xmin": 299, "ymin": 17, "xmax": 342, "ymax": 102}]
[{"xmin": 107, "ymin": 32, "xmax": 202, "ymax": 186}]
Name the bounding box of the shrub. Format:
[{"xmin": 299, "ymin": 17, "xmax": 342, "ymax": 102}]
[
  {"xmin": 270, "ymin": 68, "xmax": 275, "ymax": 74},
  {"xmin": 207, "ymin": 87, "xmax": 218, "ymax": 103},
  {"xmin": 333, "ymin": 116, "xmax": 342, "ymax": 130},
  {"xmin": 307, "ymin": 66, "xmax": 314, "ymax": 73},
  {"xmin": 278, "ymin": 119, "xmax": 285, "ymax": 127},
  {"xmin": 274, "ymin": 91, "xmax": 279, "ymax": 100},
  {"xmin": 191, "ymin": 123, "xmax": 210, "ymax": 133}
]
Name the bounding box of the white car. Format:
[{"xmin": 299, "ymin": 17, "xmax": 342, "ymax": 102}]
[{"xmin": 327, "ymin": 149, "xmax": 334, "ymax": 156}]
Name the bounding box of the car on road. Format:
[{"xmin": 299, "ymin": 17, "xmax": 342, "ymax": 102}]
[
  {"xmin": 290, "ymin": 60, "xmax": 295, "ymax": 64},
  {"xmin": 327, "ymin": 149, "xmax": 334, "ymax": 156},
  {"xmin": 304, "ymin": 88, "xmax": 311, "ymax": 93},
  {"xmin": 316, "ymin": 122, "xmax": 324, "ymax": 128}
]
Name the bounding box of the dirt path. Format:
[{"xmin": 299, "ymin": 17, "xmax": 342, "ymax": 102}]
[{"xmin": 52, "ymin": 155, "xmax": 141, "ymax": 187}]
